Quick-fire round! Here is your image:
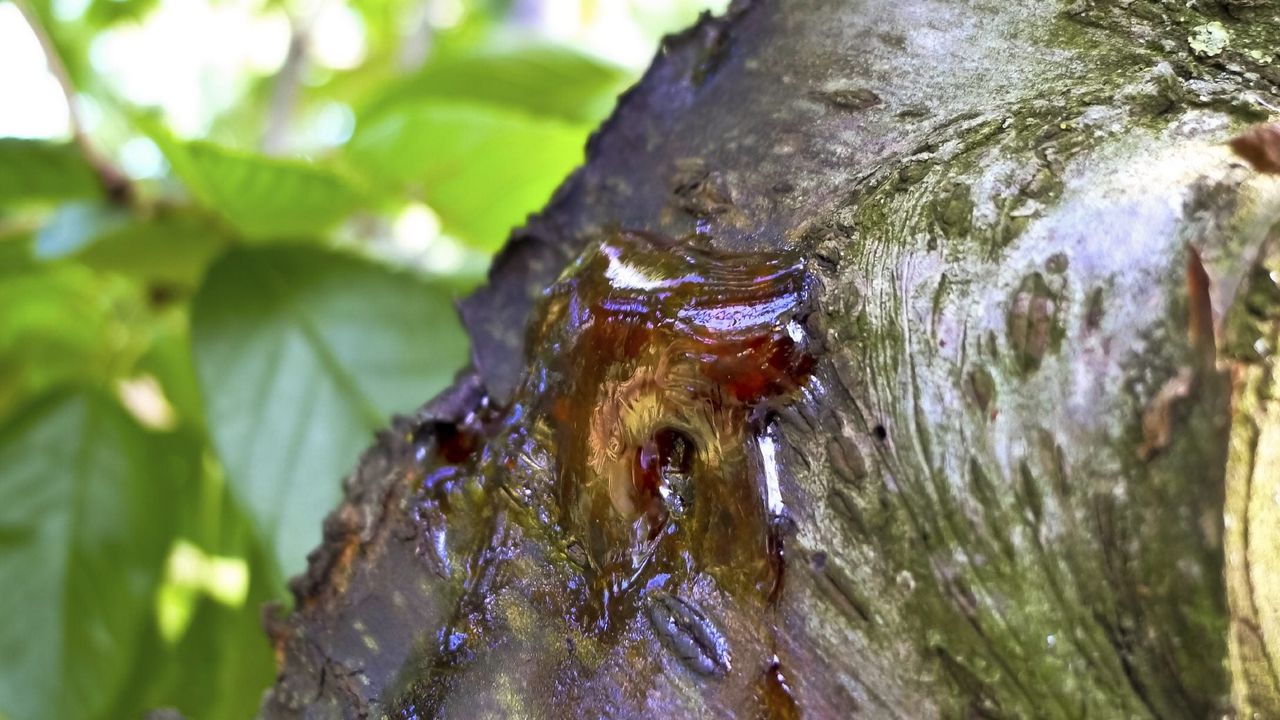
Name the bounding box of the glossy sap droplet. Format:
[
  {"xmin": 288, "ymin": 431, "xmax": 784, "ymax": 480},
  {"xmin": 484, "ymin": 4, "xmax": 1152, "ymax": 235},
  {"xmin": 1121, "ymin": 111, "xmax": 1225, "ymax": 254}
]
[
  {"xmin": 393, "ymin": 231, "xmax": 818, "ymax": 716},
  {"xmin": 756, "ymin": 657, "xmax": 801, "ymax": 720},
  {"xmin": 526, "ymin": 231, "xmax": 816, "ymax": 605}
]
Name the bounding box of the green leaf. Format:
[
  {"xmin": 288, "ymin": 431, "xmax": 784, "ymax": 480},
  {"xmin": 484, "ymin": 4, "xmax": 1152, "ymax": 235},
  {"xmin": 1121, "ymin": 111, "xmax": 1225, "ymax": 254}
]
[
  {"xmin": 135, "ymin": 313, "xmax": 205, "ymax": 431},
  {"xmin": 0, "ymin": 139, "xmax": 100, "ymax": 206},
  {"xmin": 72, "ymin": 210, "xmax": 229, "ymax": 289},
  {"xmin": 191, "ymin": 245, "xmax": 469, "ymax": 579},
  {"xmin": 362, "ymin": 44, "xmax": 630, "ymax": 124},
  {"xmin": 33, "ymin": 202, "xmax": 227, "ymax": 289},
  {"xmin": 146, "ymin": 129, "xmax": 362, "ymax": 240},
  {"xmin": 0, "ymin": 266, "xmax": 147, "ymax": 420},
  {"xmin": 107, "ymin": 528, "xmax": 276, "ymax": 720},
  {"xmin": 348, "ymin": 101, "xmax": 588, "ymax": 251},
  {"xmin": 86, "ymin": 0, "xmax": 159, "ymax": 27},
  {"xmin": 137, "ymin": 576, "xmax": 276, "ymax": 720},
  {"xmin": 77, "ymin": 425, "xmax": 274, "ymax": 720},
  {"xmin": 34, "ymin": 202, "xmax": 131, "ymax": 259},
  {"xmin": 0, "ymin": 390, "xmax": 179, "ymax": 720},
  {"xmin": 0, "ymin": 230, "xmax": 34, "ymax": 278}
]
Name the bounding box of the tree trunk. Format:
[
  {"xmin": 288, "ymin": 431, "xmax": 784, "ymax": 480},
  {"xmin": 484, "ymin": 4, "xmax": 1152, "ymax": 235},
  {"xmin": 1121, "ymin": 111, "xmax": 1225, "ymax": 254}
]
[{"xmin": 258, "ymin": 0, "xmax": 1280, "ymax": 717}]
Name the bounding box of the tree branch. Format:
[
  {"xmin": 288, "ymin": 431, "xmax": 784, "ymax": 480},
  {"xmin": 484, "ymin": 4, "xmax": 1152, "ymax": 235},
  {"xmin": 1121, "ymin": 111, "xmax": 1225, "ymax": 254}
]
[{"xmin": 259, "ymin": 1, "xmax": 1280, "ymax": 717}]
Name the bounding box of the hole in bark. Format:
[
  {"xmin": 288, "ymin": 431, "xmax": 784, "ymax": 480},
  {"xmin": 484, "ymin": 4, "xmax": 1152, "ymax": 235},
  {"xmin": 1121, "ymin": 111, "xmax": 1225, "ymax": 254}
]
[{"xmin": 632, "ymin": 426, "xmax": 697, "ymax": 524}]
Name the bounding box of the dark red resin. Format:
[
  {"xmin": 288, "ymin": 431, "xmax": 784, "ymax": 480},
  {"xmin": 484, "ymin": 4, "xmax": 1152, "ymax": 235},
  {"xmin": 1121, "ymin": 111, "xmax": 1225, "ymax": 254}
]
[
  {"xmin": 527, "ymin": 230, "xmax": 815, "ymax": 607},
  {"xmin": 401, "ymin": 231, "xmax": 816, "ymax": 715}
]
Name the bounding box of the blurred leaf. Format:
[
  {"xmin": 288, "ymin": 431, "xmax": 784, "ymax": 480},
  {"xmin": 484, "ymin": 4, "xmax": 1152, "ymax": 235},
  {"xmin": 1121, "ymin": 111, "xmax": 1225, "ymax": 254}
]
[
  {"xmin": 95, "ymin": 435, "xmax": 275, "ymax": 720},
  {"xmin": 181, "ymin": 142, "xmax": 361, "ymax": 240},
  {"xmin": 348, "ymin": 101, "xmax": 588, "ymax": 251},
  {"xmin": 0, "ymin": 139, "xmax": 100, "ymax": 205},
  {"xmin": 202, "ymin": 75, "xmax": 276, "ymax": 151},
  {"xmin": 86, "ymin": 0, "xmax": 160, "ymax": 27},
  {"xmin": 144, "ymin": 125, "xmax": 362, "ymax": 240},
  {"xmin": 363, "ymin": 44, "xmax": 630, "ymax": 124},
  {"xmin": 0, "ymin": 229, "xmax": 34, "ymax": 277},
  {"xmin": 74, "ymin": 210, "xmax": 230, "ymax": 289},
  {"xmin": 0, "ymin": 266, "xmax": 147, "ymax": 419},
  {"xmin": 135, "ymin": 311, "xmax": 204, "ymax": 430},
  {"xmin": 137, "ymin": 573, "xmax": 276, "ymax": 720},
  {"xmin": 19, "ymin": 0, "xmax": 97, "ymax": 89},
  {"xmin": 34, "ymin": 202, "xmax": 131, "ymax": 259},
  {"xmin": 33, "ymin": 200, "xmax": 229, "ymax": 289},
  {"xmin": 0, "ymin": 390, "xmax": 179, "ymax": 720},
  {"xmin": 119, "ymin": 546, "xmax": 276, "ymax": 720},
  {"xmin": 191, "ymin": 245, "xmax": 469, "ymax": 578}
]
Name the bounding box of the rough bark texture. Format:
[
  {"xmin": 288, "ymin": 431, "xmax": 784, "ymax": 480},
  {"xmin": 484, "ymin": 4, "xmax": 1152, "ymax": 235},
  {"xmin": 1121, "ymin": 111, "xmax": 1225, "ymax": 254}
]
[{"xmin": 259, "ymin": 0, "xmax": 1280, "ymax": 717}]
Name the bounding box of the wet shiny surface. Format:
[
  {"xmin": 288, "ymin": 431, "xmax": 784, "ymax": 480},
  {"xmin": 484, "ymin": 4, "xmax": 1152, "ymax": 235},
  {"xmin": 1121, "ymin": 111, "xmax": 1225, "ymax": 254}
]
[
  {"xmin": 533, "ymin": 231, "xmax": 815, "ymax": 613},
  {"xmin": 397, "ymin": 230, "xmax": 815, "ymax": 715}
]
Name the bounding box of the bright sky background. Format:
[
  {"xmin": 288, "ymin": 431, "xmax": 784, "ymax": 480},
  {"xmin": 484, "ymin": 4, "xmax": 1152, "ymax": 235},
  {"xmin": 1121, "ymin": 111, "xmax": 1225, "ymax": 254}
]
[
  {"xmin": 0, "ymin": 2, "xmax": 72, "ymax": 138},
  {"xmin": 0, "ymin": 0, "xmax": 728, "ymax": 141}
]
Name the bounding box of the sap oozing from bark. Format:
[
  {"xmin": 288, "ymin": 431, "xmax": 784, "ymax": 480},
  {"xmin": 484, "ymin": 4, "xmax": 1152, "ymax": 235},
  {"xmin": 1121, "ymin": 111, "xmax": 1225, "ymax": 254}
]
[
  {"xmin": 533, "ymin": 231, "xmax": 814, "ymax": 609},
  {"xmin": 396, "ymin": 231, "xmax": 814, "ymax": 713}
]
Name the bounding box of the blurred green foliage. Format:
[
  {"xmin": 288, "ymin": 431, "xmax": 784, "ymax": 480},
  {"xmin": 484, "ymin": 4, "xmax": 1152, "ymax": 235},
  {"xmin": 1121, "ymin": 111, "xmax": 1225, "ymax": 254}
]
[{"xmin": 0, "ymin": 0, "xmax": 721, "ymax": 717}]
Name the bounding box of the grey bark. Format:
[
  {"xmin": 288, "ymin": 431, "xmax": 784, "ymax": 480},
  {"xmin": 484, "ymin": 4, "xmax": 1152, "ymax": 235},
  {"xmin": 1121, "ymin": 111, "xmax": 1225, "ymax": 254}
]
[{"xmin": 259, "ymin": 0, "xmax": 1280, "ymax": 717}]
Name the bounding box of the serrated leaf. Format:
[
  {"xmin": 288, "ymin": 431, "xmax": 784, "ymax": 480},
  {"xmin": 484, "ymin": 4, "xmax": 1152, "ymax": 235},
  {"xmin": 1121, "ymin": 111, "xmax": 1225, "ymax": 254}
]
[
  {"xmin": 0, "ymin": 391, "xmax": 179, "ymax": 720},
  {"xmin": 0, "ymin": 139, "xmax": 100, "ymax": 206},
  {"xmin": 362, "ymin": 44, "xmax": 630, "ymax": 124},
  {"xmin": 191, "ymin": 245, "xmax": 469, "ymax": 578},
  {"xmin": 145, "ymin": 129, "xmax": 362, "ymax": 240},
  {"xmin": 348, "ymin": 101, "xmax": 588, "ymax": 251}
]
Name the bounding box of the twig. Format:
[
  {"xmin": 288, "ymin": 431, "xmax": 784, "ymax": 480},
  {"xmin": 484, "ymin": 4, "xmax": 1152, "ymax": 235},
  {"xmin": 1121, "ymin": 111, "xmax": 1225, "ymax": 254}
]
[
  {"xmin": 262, "ymin": 26, "xmax": 310, "ymax": 155},
  {"xmin": 262, "ymin": 0, "xmax": 330, "ymax": 155},
  {"xmin": 398, "ymin": 0, "xmax": 435, "ymax": 71},
  {"xmin": 14, "ymin": 0, "xmax": 133, "ymax": 204}
]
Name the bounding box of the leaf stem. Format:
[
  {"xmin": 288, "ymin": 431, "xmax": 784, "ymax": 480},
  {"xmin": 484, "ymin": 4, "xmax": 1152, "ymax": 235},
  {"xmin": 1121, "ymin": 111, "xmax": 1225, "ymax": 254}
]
[{"xmin": 14, "ymin": 0, "xmax": 134, "ymax": 205}]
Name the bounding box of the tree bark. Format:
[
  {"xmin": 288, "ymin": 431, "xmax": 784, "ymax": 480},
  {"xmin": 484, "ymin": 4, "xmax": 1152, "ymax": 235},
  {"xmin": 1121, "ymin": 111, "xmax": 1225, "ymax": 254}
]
[{"xmin": 259, "ymin": 0, "xmax": 1280, "ymax": 717}]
